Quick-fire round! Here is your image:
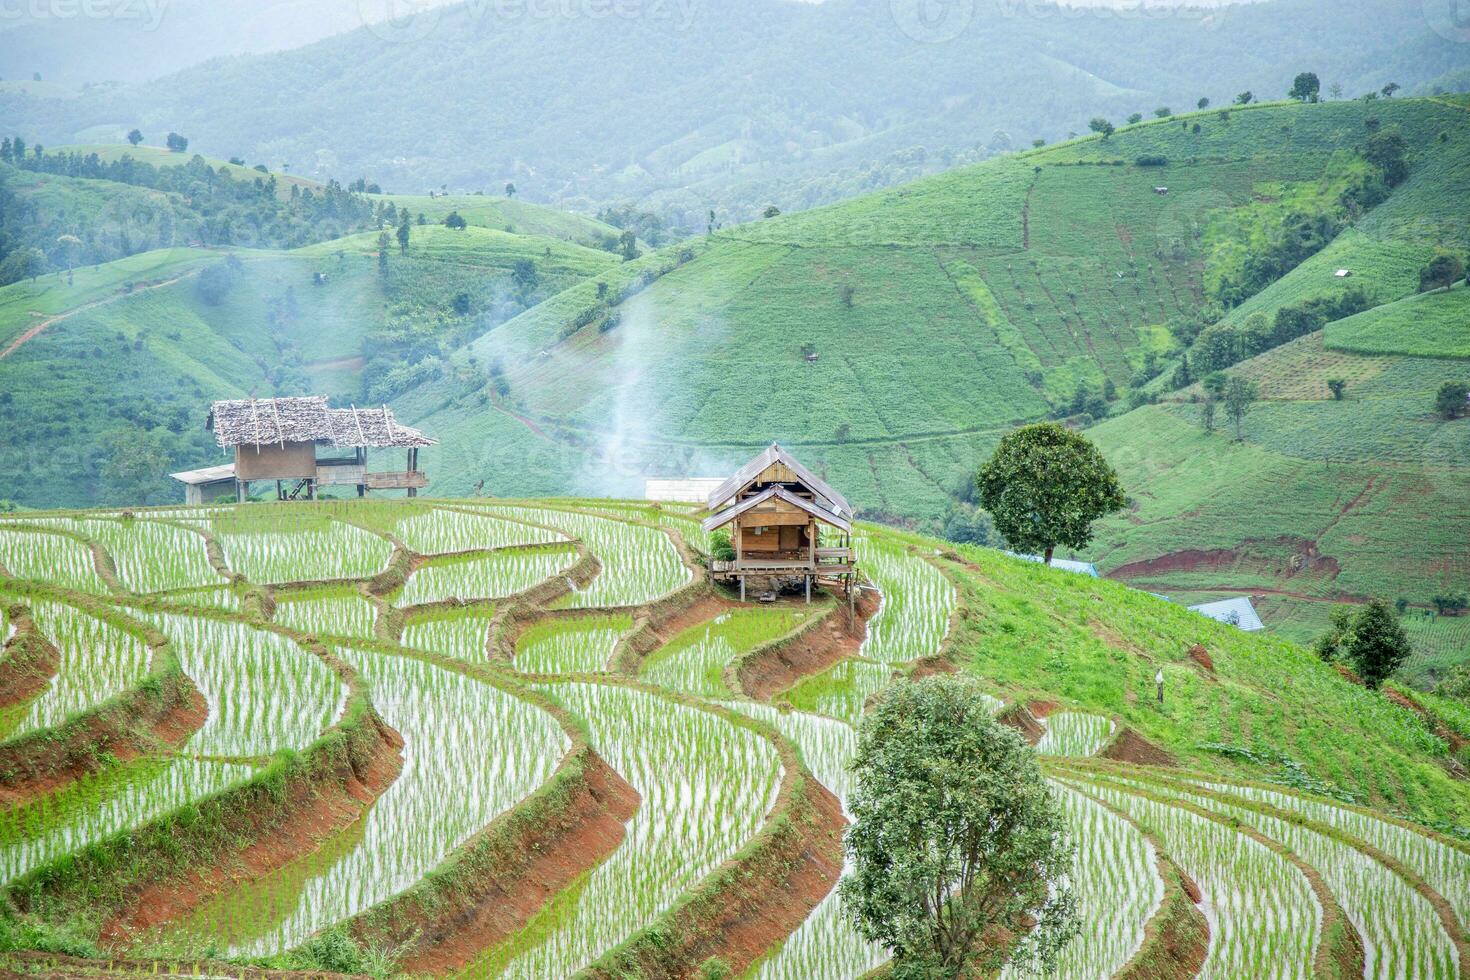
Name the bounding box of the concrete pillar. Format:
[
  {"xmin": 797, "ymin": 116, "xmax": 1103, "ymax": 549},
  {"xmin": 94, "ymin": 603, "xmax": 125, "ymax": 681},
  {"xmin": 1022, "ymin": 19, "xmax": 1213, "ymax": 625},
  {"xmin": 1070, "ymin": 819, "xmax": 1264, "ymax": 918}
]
[
  {"xmin": 236, "ymin": 480, "xmax": 247, "ymax": 503},
  {"xmin": 805, "ymin": 575, "xmax": 811, "ymax": 604}
]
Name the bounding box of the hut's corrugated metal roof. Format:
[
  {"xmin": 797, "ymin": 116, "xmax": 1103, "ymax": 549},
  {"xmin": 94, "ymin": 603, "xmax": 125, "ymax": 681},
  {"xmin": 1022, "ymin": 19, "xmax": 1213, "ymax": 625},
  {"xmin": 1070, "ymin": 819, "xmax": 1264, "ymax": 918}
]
[
  {"xmin": 1188, "ymin": 597, "xmax": 1265, "ymax": 632},
  {"xmin": 706, "ymin": 443, "xmax": 851, "ymax": 516},
  {"xmin": 207, "ymin": 398, "xmax": 435, "ymax": 449},
  {"xmin": 701, "ymin": 485, "xmax": 853, "ymax": 534}
]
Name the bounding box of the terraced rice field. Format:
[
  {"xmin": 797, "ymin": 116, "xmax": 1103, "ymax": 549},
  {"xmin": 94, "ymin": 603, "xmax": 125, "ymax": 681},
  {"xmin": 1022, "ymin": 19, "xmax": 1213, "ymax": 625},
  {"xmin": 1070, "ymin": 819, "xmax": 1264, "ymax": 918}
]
[{"xmin": 0, "ymin": 498, "xmax": 1466, "ymax": 980}]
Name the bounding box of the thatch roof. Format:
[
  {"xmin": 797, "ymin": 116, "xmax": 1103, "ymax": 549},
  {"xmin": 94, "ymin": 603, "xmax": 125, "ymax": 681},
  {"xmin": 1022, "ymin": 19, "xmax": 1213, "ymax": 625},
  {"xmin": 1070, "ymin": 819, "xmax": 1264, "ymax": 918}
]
[
  {"xmin": 707, "ymin": 443, "xmax": 851, "ymax": 516},
  {"xmin": 208, "ymin": 397, "xmax": 436, "ymax": 450}
]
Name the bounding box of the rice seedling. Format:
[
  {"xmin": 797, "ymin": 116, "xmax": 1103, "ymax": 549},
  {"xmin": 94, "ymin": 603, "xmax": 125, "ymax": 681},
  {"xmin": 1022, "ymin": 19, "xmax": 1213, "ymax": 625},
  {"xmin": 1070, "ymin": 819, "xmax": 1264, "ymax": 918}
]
[
  {"xmin": 211, "ymin": 512, "xmax": 393, "ymax": 585},
  {"xmin": 999, "ymin": 782, "xmax": 1161, "ymax": 980},
  {"xmin": 474, "ymin": 683, "xmax": 780, "ymax": 977},
  {"xmin": 1125, "ymin": 775, "xmax": 1461, "ymax": 979},
  {"xmin": 144, "ymin": 613, "xmax": 345, "ymax": 757},
  {"xmin": 0, "ymin": 527, "xmax": 107, "ymax": 593},
  {"xmin": 394, "ymin": 508, "xmax": 566, "ymax": 556},
  {"xmin": 159, "ymin": 586, "xmax": 241, "ymax": 612},
  {"xmin": 478, "ymin": 506, "xmax": 690, "ymax": 608},
  {"xmin": 1193, "ymin": 778, "xmax": 1470, "ymax": 932},
  {"xmin": 396, "ymin": 546, "xmax": 577, "ymax": 608},
  {"xmin": 1069, "ymin": 778, "xmax": 1321, "ymax": 979},
  {"xmin": 514, "ymin": 614, "xmax": 632, "ymax": 674},
  {"xmin": 165, "ymin": 647, "xmax": 568, "ymax": 955},
  {"xmin": 722, "ymin": 702, "xmax": 886, "ymax": 980},
  {"xmin": 1035, "ymin": 712, "xmax": 1115, "ymax": 757},
  {"xmin": 640, "ymin": 608, "xmax": 809, "ymax": 699},
  {"xmin": 272, "ymin": 588, "xmax": 378, "ymax": 641},
  {"xmin": 0, "ymin": 759, "xmax": 255, "ymax": 886},
  {"xmin": 1, "ymin": 601, "xmax": 153, "ymax": 741},
  {"xmin": 402, "ymin": 605, "xmax": 498, "ymax": 662},
  {"xmin": 782, "ymin": 659, "xmax": 893, "ymax": 727},
  {"xmin": 854, "ymin": 535, "xmax": 954, "ymax": 664},
  {"xmin": 70, "ymin": 518, "xmax": 223, "ymax": 594}
]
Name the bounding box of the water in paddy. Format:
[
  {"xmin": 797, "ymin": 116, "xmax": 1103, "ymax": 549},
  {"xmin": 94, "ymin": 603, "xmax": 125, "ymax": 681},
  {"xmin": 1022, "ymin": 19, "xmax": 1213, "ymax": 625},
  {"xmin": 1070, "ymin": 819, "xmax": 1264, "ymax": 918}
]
[{"xmin": 161, "ymin": 647, "xmax": 567, "ymax": 955}]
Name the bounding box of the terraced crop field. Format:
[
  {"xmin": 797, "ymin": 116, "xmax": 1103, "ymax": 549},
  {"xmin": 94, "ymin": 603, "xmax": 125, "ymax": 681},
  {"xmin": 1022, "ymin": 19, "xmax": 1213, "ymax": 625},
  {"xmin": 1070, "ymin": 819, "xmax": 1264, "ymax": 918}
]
[{"xmin": 1, "ymin": 498, "xmax": 1468, "ymax": 979}]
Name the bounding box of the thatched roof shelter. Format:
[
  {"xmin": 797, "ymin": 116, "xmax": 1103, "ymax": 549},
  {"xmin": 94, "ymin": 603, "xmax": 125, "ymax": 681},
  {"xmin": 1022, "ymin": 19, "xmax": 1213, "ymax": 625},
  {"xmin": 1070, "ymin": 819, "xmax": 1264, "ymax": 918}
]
[{"xmin": 207, "ymin": 397, "xmax": 436, "ymax": 450}]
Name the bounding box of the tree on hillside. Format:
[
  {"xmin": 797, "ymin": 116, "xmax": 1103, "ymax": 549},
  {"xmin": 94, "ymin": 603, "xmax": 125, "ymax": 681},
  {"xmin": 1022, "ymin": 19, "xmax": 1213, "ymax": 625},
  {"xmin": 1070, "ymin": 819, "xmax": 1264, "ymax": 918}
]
[
  {"xmin": 1198, "ymin": 97, "xmax": 1210, "ymax": 110},
  {"xmin": 842, "ymin": 676, "xmax": 1078, "ymax": 979},
  {"xmin": 1088, "ymin": 117, "xmax": 1115, "ymax": 140},
  {"xmin": 1235, "ymin": 91, "xmax": 1254, "ymax": 105},
  {"xmin": 505, "ymin": 182, "xmax": 517, "ymax": 198},
  {"xmin": 0, "ymin": 247, "xmax": 46, "ymax": 286},
  {"xmin": 619, "ymin": 230, "xmax": 638, "ymax": 261},
  {"xmin": 1223, "ymin": 377, "xmax": 1257, "ymax": 440},
  {"xmin": 976, "ymin": 423, "xmax": 1124, "ymax": 566},
  {"xmin": 1364, "ymin": 128, "xmax": 1409, "ymax": 187},
  {"xmin": 1201, "ymin": 392, "xmax": 1217, "ymax": 433},
  {"xmin": 1436, "ymin": 382, "xmax": 1468, "ymax": 419},
  {"xmin": 396, "ymin": 212, "xmax": 411, "ymax": 254},
  {"xmin": 1419, "ymin": 253, "xmax": 1465, "ymax": 293},
  {"xmin": 444, "ymin": 211, "xmax": 467, "ymax": 230},
  {"xmin": 376, "ymin": 231, "xmax": 391, "ymax": 277},
  {"xmin": 763, "ymin": 204, "xmax": 781, "ymax": 218},
  {"xmin": 1289, "ymin": 72, "xmax": 1321, "ymax": 103},
  {"xmin": 1154, "ymin": 106, "xmax": 1172, "ymax": 118},
  {"xmin": 1127, "ymin": 112, "xmax": 1143, "ymax": 125},
  {"xmin": 166, "ymin": 132, "xmax": 189, "ymax": 153},
  {"xmin": 102, "ymin": 426, "xmax": 171, "ymax": 506},
  {"xmin": 127, "ymin": 128, "xmax": 143, "ymax": 147},
  {"xmin": 1347, "ymin": 601, "xmax": 1411, "ymax": 688},
  {"xmin": 1381, "ymin": 82, "xmax": 1400, "ymax": 98},
  {"xmin": 1327, "ymin": 378, "xmax": 1346, "ymax": 400}
]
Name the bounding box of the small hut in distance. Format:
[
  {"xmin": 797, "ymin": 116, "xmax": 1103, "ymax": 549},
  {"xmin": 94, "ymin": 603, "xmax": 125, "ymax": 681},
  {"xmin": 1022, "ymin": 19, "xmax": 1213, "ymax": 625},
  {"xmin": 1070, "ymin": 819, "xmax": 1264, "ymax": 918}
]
[
  {"xmin": 701, "ymin": 444, "xmax": 856, "ymax": 602},
  {"xmin": 171, "ymin": 396, "xmax": 436, "ymax": 503}
]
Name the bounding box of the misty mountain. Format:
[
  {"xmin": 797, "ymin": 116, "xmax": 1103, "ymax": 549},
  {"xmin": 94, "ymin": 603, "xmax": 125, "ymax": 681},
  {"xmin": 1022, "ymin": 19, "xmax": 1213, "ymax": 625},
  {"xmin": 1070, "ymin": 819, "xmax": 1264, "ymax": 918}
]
[
  {"xmin": 3, "ymin": 0, "xmax": 1465, "ymax": 227},
  {"xmin": 0, "ymin": 0, "xmax": 465, "ymax": 85}
]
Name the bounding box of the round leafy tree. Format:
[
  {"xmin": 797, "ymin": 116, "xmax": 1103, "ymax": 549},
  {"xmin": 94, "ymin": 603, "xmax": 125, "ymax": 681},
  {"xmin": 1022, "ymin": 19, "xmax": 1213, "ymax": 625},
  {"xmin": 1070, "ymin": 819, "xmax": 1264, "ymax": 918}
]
[
  {"xmin": 976, "ymin": 423, "xmax": 1125, "ymax": 565},
  {"xmin": 841, "ymin": 676, "xmax": 1078, "ymax": 978}
]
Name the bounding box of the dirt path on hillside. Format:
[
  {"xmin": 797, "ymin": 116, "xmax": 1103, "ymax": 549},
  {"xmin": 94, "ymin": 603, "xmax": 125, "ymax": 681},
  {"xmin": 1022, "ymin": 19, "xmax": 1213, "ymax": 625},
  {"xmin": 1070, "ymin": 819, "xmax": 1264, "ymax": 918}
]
[
  {"xmin": 0, "ymin": 271, "xmax": 198, "ymax": 361},
  {"xmin": 493, "ymin": 402, "xmax": 552, "ymax": 441}
]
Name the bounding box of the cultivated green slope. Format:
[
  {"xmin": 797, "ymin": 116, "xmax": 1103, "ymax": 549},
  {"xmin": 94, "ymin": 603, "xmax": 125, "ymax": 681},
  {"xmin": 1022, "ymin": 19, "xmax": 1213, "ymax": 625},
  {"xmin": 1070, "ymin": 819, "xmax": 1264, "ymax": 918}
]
[
  {"xmin": 0, "ymin": 221, "xmax": 620, "ymax": 508},
  {"xmin": 399, "ymin": 97, "xmax": 1469, "ymax": 499},
  {"xmin": 1326, "ymin": 282, "xmax": 1470, "ymax": 358}
]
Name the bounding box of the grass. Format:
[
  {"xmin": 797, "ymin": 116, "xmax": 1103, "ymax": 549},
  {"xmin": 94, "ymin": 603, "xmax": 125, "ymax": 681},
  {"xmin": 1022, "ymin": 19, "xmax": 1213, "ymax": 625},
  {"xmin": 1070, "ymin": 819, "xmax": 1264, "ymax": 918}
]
[
  {"xmin": 1326, "ymin": 283, "xmax": 1470, "ymax": 359},
  {"xmin": 640, "ymin": 608, "xmax": 811, "ymax": 699}
]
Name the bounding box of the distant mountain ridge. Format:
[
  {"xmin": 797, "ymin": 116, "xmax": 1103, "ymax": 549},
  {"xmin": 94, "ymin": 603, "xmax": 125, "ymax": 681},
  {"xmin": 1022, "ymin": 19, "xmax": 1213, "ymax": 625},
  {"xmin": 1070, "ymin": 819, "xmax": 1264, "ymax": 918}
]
[{"xmin": 3, "ymin": 0, "xmax": 1465, "ymax": 225}]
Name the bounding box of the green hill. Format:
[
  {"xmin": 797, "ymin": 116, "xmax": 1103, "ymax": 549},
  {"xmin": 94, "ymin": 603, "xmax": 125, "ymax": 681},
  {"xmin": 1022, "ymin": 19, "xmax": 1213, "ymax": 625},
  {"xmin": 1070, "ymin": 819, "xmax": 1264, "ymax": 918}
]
[
  {"xmin": 0, "ymin": 219, "xmax": 620, "ymax": 509},
  {"xmin": 1326, "ymin": 282, "xmax": 1470, "ymax": 358},
  {"xmin": 379, "ymin": 95, "xmax": 1470, "ymax": 672}
]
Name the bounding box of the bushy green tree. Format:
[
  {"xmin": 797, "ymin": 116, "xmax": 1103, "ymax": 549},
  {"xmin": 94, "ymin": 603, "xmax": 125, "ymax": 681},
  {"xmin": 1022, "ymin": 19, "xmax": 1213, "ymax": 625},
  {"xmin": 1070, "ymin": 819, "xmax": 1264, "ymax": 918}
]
[
  {"xmin": 443, "ymin": 211, "xmax": 467, "ymax": 230},
  {"xmin": 976, "ymin": 423, "xmax": 1124, "ymax": 565},
  {"xmin": 842, "ymin": 676, "xmax": 1078, "ymax": 979},
  {"xmin": 1315, "ymin": 601, "xmax": 1411, "ymax": 689},
  {"xmin": 1289, "ymin": 71, "xmax": 1321, "ymax": 103},
  {"xmin": 1223, "ymin": 376, "xmax": 1257, "ymax": 440},
  {"xmin": 126, "ymin": 128, "xmax": 143, "ymax": 147},
  {"xmin": 1235, "ymin": 91, "xmax": 1253, "ymax": 105},
  {"xmin": 1088, "ymin": 117, "xmax": 1115, "ymax": 139},
  {"xmin": 1419, "ymin": 253, "xmax": 1465, "ymax": 293},
  {"xmin": 165, "ymin": 131, "xmax": 189, "ymax": 152},
  {"xmin": 1436, "ymin": 382, "xmax": 1468, "ymax": 419},
  {"xmin": 1348, "ymin": 601, "xmax": 1411, "ymax": 688},
  {"xmin": 1127, "ymin": 113, "xmax": 1143, "ymax": 125}
]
